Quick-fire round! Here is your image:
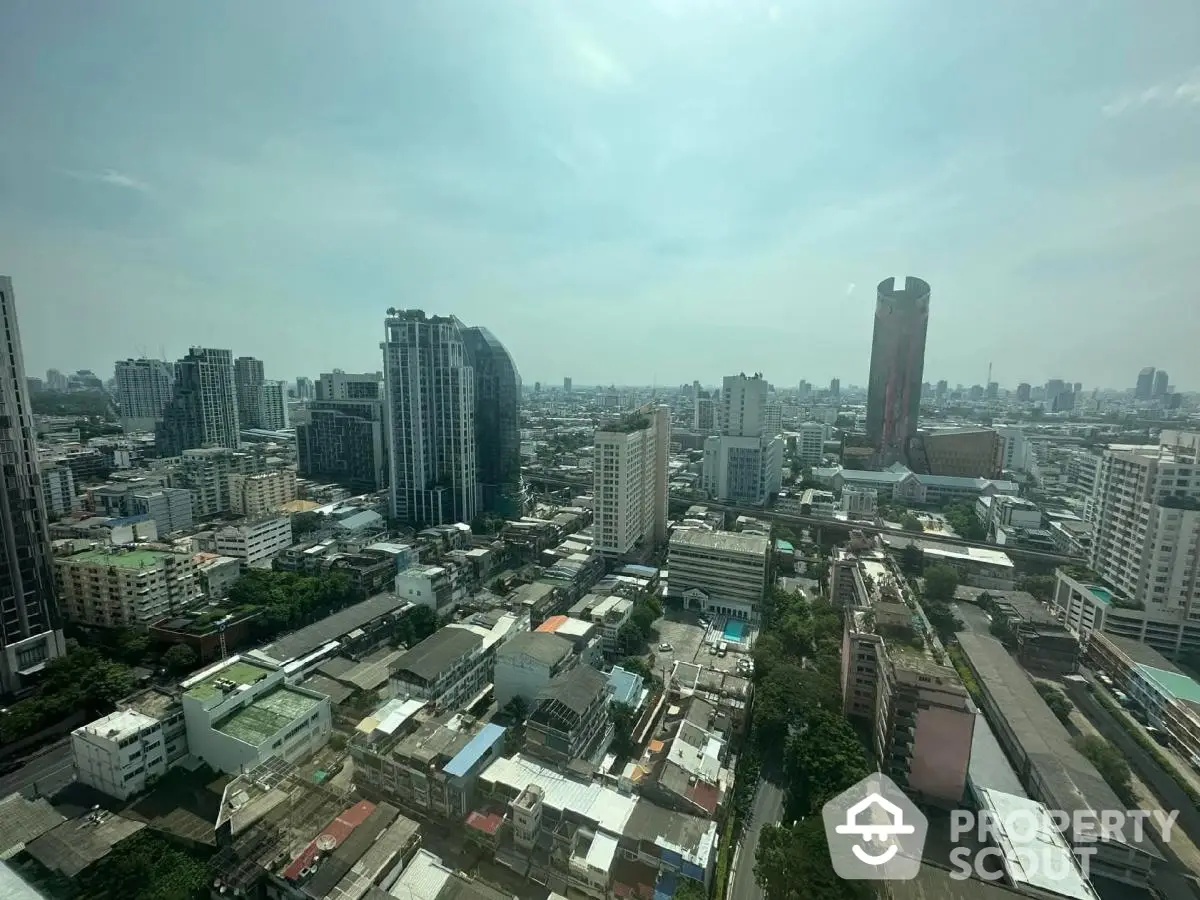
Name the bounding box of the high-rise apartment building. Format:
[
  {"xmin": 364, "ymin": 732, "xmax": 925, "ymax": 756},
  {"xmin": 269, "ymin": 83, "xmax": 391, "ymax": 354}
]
[
  {"xmin": 114, "ymin": 358, "xmax": 175, "ymax": 432},
  {"xmin": 762, "ymin": 401, "xmax": 783, "ymax": 438},
  {"xmin": 462, "ymin": 326, "xmax": 523, "ymax": 519},
  {"xmin": 259, "ymin": 380, "xmax": 288, "ymax": 431},
  {"xmin": 1016, "ymin": 382, "xmax": 1031, "ymax": 402},
  {"xmin": 382, "ymin": 310, "xmax": 478, "ymax": 527},
  {"xmin": 563, "ymin": 377, "xmax": 572, "ymax": 393},
  {"xmin": 45, "ymin": 368, "xmax": 68, "ymax": 393},
  {"xmin": 40, "ymin": 463, "xmax": 79, "ymax": 519},
  {"xmin": 866, "ymin": 276, "xmax": 930, "ymax": 466},
  {"xmin": 702, "ymin": 374, "xmax": 783, "ymax": 506},
  {"xmin": 829, "ymin": 377, "xmax": 841, "ymax": 398},
  {"xmin": 692, "ymin": 395, "xmax": 715, "ymax": 434},
  {"xmin": 297, "ymin": 371, "xmax": 387, "ymax": 491},
  {"xmin": 1054, "ymin": 431, "xmax": 1200, "ymax": 657},
  {"xmin": 55, "ymin": 546, "xmax": 199, "ymax": 628},
  {"xmin": 295, "ymin": 377, "xmax": 315, "ymax": 402},
  {"xmin": 1153, "ymin": 370, "xmax": 1169, "ymax": 400},
  {"xmin": 1135, "ymin": 367, "xmax": 1156, "ymax": 401},
  {"xmin": 0, "ymin": 276, "xmax": 67, "ymax": 693},
  {"xmin": 592, "ymin": 405, "xmax": 670, "ymax": 558},
  {"xmin": 795, "ymin": 422, "xmax": 831, "ymax": 468},
  {"xmin": 234, "ymin": 357, "xmax": 265, "ymax": 430},
  {"xmin": 173, "ymin": 448, "xmax": 266, "ymax": 518},
  {"xmin": 156, "ymin": 348, "xmax": 239, "ymax": 456},
  {"xmin": 227, "ymin": 470, "xmax": 297, "ymax": 519}
]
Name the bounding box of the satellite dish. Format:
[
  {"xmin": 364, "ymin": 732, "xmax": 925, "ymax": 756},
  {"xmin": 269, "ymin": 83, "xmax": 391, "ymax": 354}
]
[{"xmin": 316, "ymin": 834, "xmax": 337, "ymax": 851}]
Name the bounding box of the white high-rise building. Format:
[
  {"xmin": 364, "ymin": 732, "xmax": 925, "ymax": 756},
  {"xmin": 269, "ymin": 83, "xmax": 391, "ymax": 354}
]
[
  {"xmin": 592, "ymin": 405, "xmax": 670, "ymax": 558},
  {"xmin": 702, "ymin": 374, "xmax": 783, "ymax": 506},
  {"xmin": 762, "ymin": 401, "xmax": 783, "ymax": 438},
  {"xmin": 795, "ymin": 422, "xmax": 831, "ymax": 468},
  {"xmin": 995, "ymin": 426, "xmax": 1030, "ymax": 473},
  {"xmin": 259, "ymin": 380, "xmax": 289, "ymax": 430},
  {"xmin": 114, "ymin": 358, "xmax": 175, "ymax": 432},
  {"xmin": 40, "ymin": 463, "xmax": 79, "ymax": 518},
  {"xmin": 1054, "ymin": 431, "xmax": 1200, "ymax": 657},
  {"xmin": 382, "ymin": 310, "xmax": 478, "ymax": 527}
]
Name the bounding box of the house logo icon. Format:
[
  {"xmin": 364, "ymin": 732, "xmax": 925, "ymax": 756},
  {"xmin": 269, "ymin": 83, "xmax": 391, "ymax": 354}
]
[{"xmin": 822, "ymin": 774, "xmax": 927, "ymax": 881}]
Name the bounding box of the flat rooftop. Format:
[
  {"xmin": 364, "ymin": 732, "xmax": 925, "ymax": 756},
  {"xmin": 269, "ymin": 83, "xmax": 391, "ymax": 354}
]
[
  {"xmin": 183, "ymin": 658, "xmax": 276, "ymax": 701},
  {"xmin": 215, "ymin": 686, "xmax": 322, "ymax": 746},
  {"xmin": 59, "ymin": 547, "xmax": 177, "ymax": 569},
  {"xmin": 668, "ymin": 529, "xmax": 770, "ymax": 556}
]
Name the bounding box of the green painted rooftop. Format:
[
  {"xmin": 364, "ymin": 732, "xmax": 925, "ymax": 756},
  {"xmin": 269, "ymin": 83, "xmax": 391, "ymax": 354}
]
[
  {"xmin": 61, "ymin": 548, "xmax": 178, "ymax": 569},
  {"xmin": 1136, "ymin": 664, "xmax": 1200, "ymax": 705},
  {"xmin": 184, "ymin": 659, "xmax": 275, "ymax": 700},
  {"xmin": 215, "ymin": 687, "xmax": 321, "ymax": 746}
]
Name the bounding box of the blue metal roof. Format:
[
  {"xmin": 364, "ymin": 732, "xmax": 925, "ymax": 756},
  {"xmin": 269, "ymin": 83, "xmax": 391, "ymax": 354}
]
[
  {"xmin": 443, "ymin": 722, "xmax": 506, "ymax": 777},
  {"xmin": 607, "ymin": 666, "xmax": 643, "ymax": 707}
]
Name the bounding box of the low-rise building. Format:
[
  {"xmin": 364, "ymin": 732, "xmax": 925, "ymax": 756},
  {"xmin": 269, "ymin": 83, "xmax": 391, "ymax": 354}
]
[
  {"xmin": 71, "ymin": 709, "xmax": 171, "ymax": 801},
  {"xmin": 667, "ymin": 529, "xmax": 770, "ymax": 622},
  {"xmin": 389, "ymin": 627, "xmax": 491, "ymax": 712},
  {"xmin": 526, "ymin": 665, "xmax": 610, "ymax": 765},
  {"xmin": 569, "ymin": 593, "xmax": 633, "ymax": 655},
  {"xmin": 194, "ymin": 553, "xmax": 242, "ymax": 601},
  {"xmin": 214, "ymin": 515, "xmax": 293, "ymax": 568},
  {"xmin": 128, "ymin": 486, "xmax": 194, "ymax": 533},
  {"xmin": 180, "ymin": 656, "xmax": 332, "ymax": 774},
  {"xmin": 55, "ymin": 545, "xmax": 200, "ymax": 628},
  {"xmin": 394, "ymin": 564, "xmax": 455, "ymax": 613},
  {"xmin": 840, "ymin": 485, "xmax": 878, "ymax": 518},
  {"xmin": 494, "ymin": 632, "xmax": 578, "ymax": 710}
]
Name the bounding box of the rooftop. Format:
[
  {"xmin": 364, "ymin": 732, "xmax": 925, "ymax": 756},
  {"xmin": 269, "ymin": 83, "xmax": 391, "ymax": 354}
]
[
  {"xmin": 255, "ymin": 592, "xmax": 412, "ymax": 665},
  {"xmin": 58, "ymin": 547, "xmax": 180, "ymax": 569},
  {"xmin": 533, "ymin": 665, "xmax": 608, "ymax": 717},
  {"xmin": 668, "ymin": 529, "xmax": 770, "ymax": 556},
  {"xmin": 76, "ymin": 708, "xmax": 158, "ymax": 741},
  {"xmin": 215, "ymin": 687, "xmax": 323, "ymax": 746},
  {"xmin": 183, "ymin": 657, "xmax": 275, "ymax": 701},
  {"xmin": 392, "ymin": 627, "xmax": 484, "ymax": 684},
  {"xmin": 26, "ymin": 812, "xmax": 145, "ymax": 878},
  {"xmin": 481, "ymin": 754, "xmax": 638, "ymax": 835},
  {"xmin": 1136, "ymin": 664, "xmax": 1200, "ymax": 705},
  {"xmin": 0, "ymin": 794, "xmax": 65, "ymax": 859},
  {"xmin": 497, "ymin": 631, "xmax": 574, "ymax": 667},
  {"xmin": 443, "ymin": 723, "xmax": 507, "ymax": 778}
]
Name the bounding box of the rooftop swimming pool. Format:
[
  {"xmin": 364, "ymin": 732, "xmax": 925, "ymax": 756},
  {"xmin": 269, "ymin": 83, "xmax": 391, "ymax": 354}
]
[
  {"xmin": 1088, "ymin": 586, "xmax": 1114, "ymax": 605},
  {"xmin": 723, "ymin": 620, "xmax": 747, "ymax": 641}
]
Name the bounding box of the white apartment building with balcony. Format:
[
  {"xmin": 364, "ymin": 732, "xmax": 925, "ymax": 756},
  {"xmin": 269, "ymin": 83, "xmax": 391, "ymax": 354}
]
[
  {"xmin": 1052, "ymin": 431, "xmax": 1200, "ymax": 657},
  {"xmin": 55, "ymin": 545, "xmax": 200, "ymax": 628},
  {"xmin": 227, "ymin": 469, "xmax": 297, "ymax": 518},
  {"xmin": 702, "ymin": 375, "xmax": 783, "ymax": 506},
  {"xmin": 592, "ymin": 405, "xmax": 670, "ymax": 558},
  {"xmin": 668, "ymin": 529, "xmax": 770, "ymax": 622},
  {"xmin": 795, "ymin": 422, "xmax": 832, "ymax": 467},
  {"xmin": 40, "ymin": 463, "xmax": 78, "ymax": 518},
  {"xmin": 214, "ymin": 516, "xmax": 293, "ymax": 568}
]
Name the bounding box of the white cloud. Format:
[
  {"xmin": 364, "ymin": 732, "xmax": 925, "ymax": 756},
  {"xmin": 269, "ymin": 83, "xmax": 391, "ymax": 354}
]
[
  {"xmin": 1102, "ymin": 70, "xmax": 1200, "ymax": 116},
  {"xmin": 64, "ymin": 168, "xmax": 150, "ymax": 192}
]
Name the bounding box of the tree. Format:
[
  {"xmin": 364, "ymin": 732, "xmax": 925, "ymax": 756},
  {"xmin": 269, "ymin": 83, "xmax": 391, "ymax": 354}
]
[
  {"xmin": 942, "ymin": 502, "xmax": 988, "ymax": 541},
  {"xmin": 74, "ymin": 829, "xmax": 212, "ymax": 900},
  {"xmin": 619, "ymin": 655, "xmax": 654, "ymax": 682},
  {"xmin": 673, "ymin": 879, "xmax": 706, "ymax": 900},
  {"xmin": 923, "ymin": 565, "xmax": 960, "ymax": 604},
  {"xmin": 290, "ymin": 511, "xmax": 326, "ymax": 537},
  {"xmin": 1036, "ymin": 683, "xmax": 1074, "ymax": 725},
  {"xmin": 502, "ymin": 696, "xmax": 529, "ymax": 723},
  {"xmin": 923, "ymin": 603, "xmax": 963, "ymax": 642},
  {"xmin": 900, "ymin": 514, "xmax": 924, "ymax": 533},
  {"xmin": 162, "ymin": 644, "xmax": 198, "ymax": 675},
  {"xmin": 755, "ymin": 819, "xmax": 870, "ymax": 900},
  {"xmin": 610, "ymin": 702, "xmax": 638, "ymax": 757},
  {"xmin": 785, "ymin": 708, "xmax": 871, "ymax": 818},
  {"xmin": 1075, "ymin": 735, "xmax": 1134, "ymax": 804},
  {"xmin": 898, "ymin": 543, "xmax": 924, "ymax": 576},
  {"xmin": 1017, "ymin": 574, "xmax": 1056, "ymax": 603}
]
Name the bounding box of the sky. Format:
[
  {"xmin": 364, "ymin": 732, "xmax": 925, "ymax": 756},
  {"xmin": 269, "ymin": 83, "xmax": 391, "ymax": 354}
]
[{"xmin": 2, "ymin": 0, "xmax": 1199, "ymax": 391}]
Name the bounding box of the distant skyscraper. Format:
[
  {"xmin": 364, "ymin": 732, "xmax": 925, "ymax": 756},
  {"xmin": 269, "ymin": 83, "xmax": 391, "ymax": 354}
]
[
  {"xmin": 0, "ymin": 276, "xmax": 66, "ymax": 693},
  {"xmin": 295, "ymin": 376, "xmax": 315, "ymax": 402},
  {"xmin": 1135, "ymin": 367, "xmax": 1156, "ymax": 400},
  {"xmin": 763, "ymin": 401, "xmax": 783, "ymax": 437},
  {"xmin": 593, "ymin": 405, "xmax": 670, "ymax": 558},
  {"xmin": 1016, "ymin": 382, "xmax": 1031, "ymax": 402},
  {"xmin": 462, "ymin": 326, "xmax": 523, "ymax": 519},
  {"xmin": 693, "ymin": 394, "xmax": 715, "ymax": 433},
  {"xmin": 298, "ymin": 371, "xmax": 386, "ymax": 491},
  {"xmin": 1073, "ymin": 382, "xmax": 1083, "ymax": 396},
  {"xmin": 798, "ymin": 380, "xmax": 811, "ymax": 399},
  {"xmin": 1152, "ymin": 370, "xmax": 1169, "ymax": 400},
  {"xmin": 866, "ymin": 276, "xmax": 931, "ymax": 465},
  {"xmin": 260, "ymin": 380, "xmax": 289, "ymax": 430},
  {"xmin": 382, "ymin": 310, "xmax": 478, "ymax": 527},
  {"xmin": 936, "ymin": 379, "xmax": 949, "ymax": 400},
  {"xmin": 986, "ymin": 382, "xmax": 999, "ymax": 400},
  {"xmin": 702, "ymin": 374, "xmax": 783, "ymax": 506},
  {"xmin": 44, "ymin": 368, "xmax": 68, "ymax": 393},
  {"xmin": 563, "ymin": 376, "xmax": 572, "ymax": 393},
  {"xmin": 829, "ymin": 378, "xmax": 841, "ymax": 398},
  {"xmin": 156, "ymin": 348, "xmax": 239, "ymax": 456},
  {"xmin": 234, "ymin": 356, "xmax": 265, "ymax": 429},
  {"xmin": 114, "ymin": 358, "xmax": 175, "ymax": 432},
  {"xmin": 720, "ymin": 373, "xmax": 768, "ymax": 437}
]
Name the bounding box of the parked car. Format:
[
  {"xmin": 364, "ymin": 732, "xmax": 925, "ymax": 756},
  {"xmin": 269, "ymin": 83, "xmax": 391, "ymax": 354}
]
[{"xmin": 658, "ymin": 642, "xmax": 673, "ymax": 652}]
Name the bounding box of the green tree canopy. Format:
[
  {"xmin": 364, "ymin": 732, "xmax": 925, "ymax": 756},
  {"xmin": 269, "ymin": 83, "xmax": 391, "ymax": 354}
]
[
  {"xmin": 756, "ymin": 818, "xmax": 870, "ymax": 900},
  {"xmin": 1017, "ymin": 574, "xmax": 1056, "ymax": 602},
  {"xmin": 785, "ymin": 707, "xmax": 871, "ymax": 818},
  {"xmin": 923, "ymin": 564, "xmax": 960, "ymax": 604},
  {"xmin": 162, "ymin": 644, "xmax": 198, "ymax": 675},
  {"xmin": 1076, "ymin": 735, "xmax": 1134, "ymax": 804}
]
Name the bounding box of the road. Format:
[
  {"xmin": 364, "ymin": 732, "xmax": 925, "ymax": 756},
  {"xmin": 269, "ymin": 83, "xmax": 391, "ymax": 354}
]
[
  {"xmin": 0, "ymin": 741, "xmax": 74, "ymax": 800},
  {"xmin": 950, "ymin": 600, "xmax": 993, "ymax": 635},
  {"xmin": 729, "ymin": 772, "xmax": 784, "ymax": 900}
]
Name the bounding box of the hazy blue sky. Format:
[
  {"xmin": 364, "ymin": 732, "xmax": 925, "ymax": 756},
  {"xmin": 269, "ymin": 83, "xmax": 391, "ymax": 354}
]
[{"xmin": 3, "ymin": 0, "xmax": 1199, "ymax": 390}]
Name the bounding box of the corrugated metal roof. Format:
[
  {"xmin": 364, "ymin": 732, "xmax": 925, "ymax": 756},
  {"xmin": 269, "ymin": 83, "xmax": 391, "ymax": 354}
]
[{"xmin": 443, "ymin": 723, "xmax": 506, "ymax": 778}]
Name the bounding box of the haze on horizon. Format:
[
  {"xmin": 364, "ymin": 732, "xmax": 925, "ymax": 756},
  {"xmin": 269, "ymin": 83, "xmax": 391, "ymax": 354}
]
[{"xmin": 2, "ymin": 0, "xmax": 1199, "ymax": 390}]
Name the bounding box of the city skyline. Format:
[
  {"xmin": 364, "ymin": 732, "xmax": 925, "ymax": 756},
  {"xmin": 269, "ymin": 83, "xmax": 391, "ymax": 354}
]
[{"xmin": 4, "ymin": 2, "xmax": 1200, "ymax": 387}]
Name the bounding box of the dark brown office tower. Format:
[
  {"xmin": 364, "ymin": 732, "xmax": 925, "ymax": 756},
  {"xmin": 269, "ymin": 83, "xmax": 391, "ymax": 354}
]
[
  {"xmin": 0, "ymin": 276, "xmax": 66, "ymax": 694},
  {"xmin": 866, "ymin": 276, "xmax": 931, "ymax": 466}
]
